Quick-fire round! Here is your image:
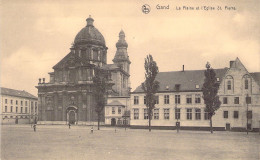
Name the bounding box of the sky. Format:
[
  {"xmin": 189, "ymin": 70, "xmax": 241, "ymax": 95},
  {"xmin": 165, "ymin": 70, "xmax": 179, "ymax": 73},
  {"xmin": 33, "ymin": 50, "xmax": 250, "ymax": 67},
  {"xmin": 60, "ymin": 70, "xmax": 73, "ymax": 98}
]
[{"xmin": 1, "ymin": 0, "xmax": 260, "ymax": 96}]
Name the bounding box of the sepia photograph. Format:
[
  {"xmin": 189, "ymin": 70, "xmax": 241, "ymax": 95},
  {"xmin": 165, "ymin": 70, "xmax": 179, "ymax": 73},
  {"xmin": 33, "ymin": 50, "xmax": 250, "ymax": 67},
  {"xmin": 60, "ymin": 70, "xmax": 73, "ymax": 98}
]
[{"xmin": 0, "ymin": 0, "xmax": 260, "ymax": 159}]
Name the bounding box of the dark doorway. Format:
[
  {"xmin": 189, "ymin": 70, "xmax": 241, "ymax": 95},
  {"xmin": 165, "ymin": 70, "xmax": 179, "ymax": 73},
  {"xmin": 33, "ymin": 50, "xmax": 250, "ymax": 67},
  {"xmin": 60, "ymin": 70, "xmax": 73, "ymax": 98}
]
[
  {"xmin": 226, "ymin": 123, "xmax": 231, "ymax": 131},
  {"xmin": 111, "ymin": 118, "xmax": 116, "ymax": 126},
  {"xmin": 69, "ymin": 111, "xmax": 76, "ymax": 124},
  {"xmin": 15, "ymin": 116, "xmax": 18, "ymax": 124},
  {"xmin": 247, "ymin": 124, "xmax": 252, "ymax": 130}
]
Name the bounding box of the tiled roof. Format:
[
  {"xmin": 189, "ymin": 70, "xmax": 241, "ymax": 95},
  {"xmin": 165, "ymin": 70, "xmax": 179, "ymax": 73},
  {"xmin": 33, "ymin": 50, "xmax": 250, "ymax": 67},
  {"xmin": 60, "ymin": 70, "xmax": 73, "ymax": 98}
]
[
  {"xmin": 101, "ymin": 64, "xmax": 120, "ymax": 70},
  {"xmin": 250, "ymin": 72, "xmax": 260, "ymax": 86},
  {"xmin": 107, "ymin": 100, "xmax": 125, "ymax": 106},
  {"xmin": 0, "ymin": 87, "xmax": 37, "ymax": 99},
  {"xmin": 133, "ymin": 68, "xmax": 228, "ymax": 93}
]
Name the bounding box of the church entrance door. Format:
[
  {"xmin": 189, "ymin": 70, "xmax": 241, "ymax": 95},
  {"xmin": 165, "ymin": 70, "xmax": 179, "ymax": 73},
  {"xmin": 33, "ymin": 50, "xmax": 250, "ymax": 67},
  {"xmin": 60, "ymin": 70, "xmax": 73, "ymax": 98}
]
[{"xmin": 69, "ymin": 111, "xmax": 76, "ymax": 124}]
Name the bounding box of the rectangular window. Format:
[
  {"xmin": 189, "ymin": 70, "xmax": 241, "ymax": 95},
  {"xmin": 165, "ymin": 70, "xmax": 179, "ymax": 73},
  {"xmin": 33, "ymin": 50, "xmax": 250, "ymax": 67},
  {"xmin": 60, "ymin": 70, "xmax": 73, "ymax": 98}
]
[
  {"xmin": 234, "ymin": 111, "xmax": 239, "ymax": 119},
  {"xmin": 164, "ymin": 95, "xmax": 169, "ymax": 104},
  {"xmin": 16, "ymin": 107, "xmax": 18, "ymax": 113},
  {"xmin": 175, "ymin": 95, "xmax": 180, "ymax": 104},
  {"xmin": 5, "ymin": 106, "xmax": 7, "ymax": 112},
  {"xmin": 227, "ymin": 80, "xmax": 231, "ymax": 90},
  {"xmin": 154, "ymin": 96, "xmax": 159, "ymax": 104},
  {"xmin": 186, "ymin": 109, "xmax": 192, "ymax": 120},
  {"xmin": 118, "ymin": 107, "xmax": 121, "ymax": 114},
  {"xmin": 175, "ymin": 108, "xmax": 180, "ymax": 120},
  {"xmin": 21, "ymin": 107, "xmax": 23, "ymax": 113},
  {"xmin": 11, "ymin": 100, "xmax": 13, "ymax": 104},
  {"xmin": 144, "ymin": 108, "xmax": 148, "ymax": 119},
  {"xmin": 10, "ymin": 106, "xmax": 13, "ymax": 112},
  {"xmin": 234, "ymin": 97, "xmax": 239, "ymax": 104},
  {"xmin": 144, "ymin": 96, "xmax": 146, "ymax": 105},
  {"xmin": 195, "ymin": 108, "xmax": 201, "ymax": 120},
  {"xmin": 134, "ymin": 96, "xmax": 139, "ymax": 105},
  {"xmin": 35, "ymin": 102, "xmax": 37, "ymax": 107},
  {"xmin": 5, "ymin": 99, "xmax": 7, "ymax": 104},
  {"xmin": 21, "ymin": 101, "xmax": 23, "ymax": 106},
  {"xmin": 204, "ymin": 110, "xmax": 209, "ymax": 120},
  {"xmin": 164, "ymin": 108, "xmax": 170, "ymax": 120},
  {"xmin": 31, "ymin": 102, "xmax": 34, "ymax": 107},
  {"xmin": 195, "ymin": 94, "xmax": 201, "ymax": 104},
  {"xmin": 223, "ymin": 111, "xmax": 228, "ymax": 118},
  {"xmin": 16, "ymin": 100, "xmax": 18, "ymax": 105},
  {"xmin": 186, "ymin": 95, "xmax": 192, "ymax": 104},
  {"xmin": 247, "ymin": 111, "xmax": 252, "ymax": 119},
  {"xmin": 223, "ymin": 97, "xmax": 228, "ymax": 104},
  {"xmin": 112, "ymin": 107, "xmax": 115, "ymax": 114},
  {"xmin": 134, "ymin": 109, "xmax": 139, "ymax": 119},
  {"xmin": 25, "ymin": 101, "xmax": 28, "ymax": 106},
  {"xmin": 25, "ymin": 107, "xmax": 28, "ymax": 113},
  {"xmin": 246, "ymin": 97, "xmax": 251, "ymax": 104},
  {"xmin": 154, "ymin": 108, "xmax": 159, "ymax": 119},
  {"xmin": 245, "ymin": 79, "xmax": 248, "ymax": 89}
]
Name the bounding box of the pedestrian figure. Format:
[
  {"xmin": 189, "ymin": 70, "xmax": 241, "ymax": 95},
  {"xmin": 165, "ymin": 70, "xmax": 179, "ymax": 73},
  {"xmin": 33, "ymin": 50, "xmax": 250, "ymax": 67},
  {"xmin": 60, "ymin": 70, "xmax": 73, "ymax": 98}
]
[
  {"xmin": 69, "ymin": 123, "xmax": 71, "ymax": 129},
  {"xmin": 33, "ymin": 124, "xmax": 36, "ymax": 132},
  {"xmin": 91, "ymin": 126, "xmax": 93, "ymax": 134}
]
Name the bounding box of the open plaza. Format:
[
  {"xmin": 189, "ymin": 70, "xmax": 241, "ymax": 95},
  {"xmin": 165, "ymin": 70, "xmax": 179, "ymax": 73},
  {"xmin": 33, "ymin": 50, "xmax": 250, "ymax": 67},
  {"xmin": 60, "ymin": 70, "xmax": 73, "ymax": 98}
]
[{"xmin": 1, "ymin": 125, "xmax": 259, "ymax": 160}]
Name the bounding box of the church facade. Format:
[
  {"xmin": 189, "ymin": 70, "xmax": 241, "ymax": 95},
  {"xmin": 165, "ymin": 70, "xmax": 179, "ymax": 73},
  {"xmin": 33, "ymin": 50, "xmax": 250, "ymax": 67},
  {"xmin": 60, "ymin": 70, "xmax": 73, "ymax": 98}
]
[{"xmin": 36, "ymin": 16, "xmax": 131, "ymax": 125}]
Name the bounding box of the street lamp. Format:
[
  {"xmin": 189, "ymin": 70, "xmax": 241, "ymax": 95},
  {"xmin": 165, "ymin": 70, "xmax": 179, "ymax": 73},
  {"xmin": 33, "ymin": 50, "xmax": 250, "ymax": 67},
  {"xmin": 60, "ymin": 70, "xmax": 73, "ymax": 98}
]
[{"xmin": 246, "ymin": 94, "xmax": 249, "ymax": 135}]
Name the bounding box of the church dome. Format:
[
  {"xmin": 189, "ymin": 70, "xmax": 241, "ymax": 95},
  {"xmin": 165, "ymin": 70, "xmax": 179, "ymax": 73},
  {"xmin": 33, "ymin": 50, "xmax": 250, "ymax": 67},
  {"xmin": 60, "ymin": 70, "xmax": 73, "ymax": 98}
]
[{"xmin": 74, "ymin": 16, "xmax": 106, "ymax": 47}]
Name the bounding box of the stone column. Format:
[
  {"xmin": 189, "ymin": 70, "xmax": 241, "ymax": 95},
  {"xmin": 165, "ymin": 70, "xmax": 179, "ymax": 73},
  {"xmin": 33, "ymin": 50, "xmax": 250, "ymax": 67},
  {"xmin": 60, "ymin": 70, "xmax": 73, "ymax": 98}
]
[
  {"xmin": 62, "ymin": 92, "xmax": 67, "ymax": 121},
  {"xmin": 54, "ymin": 93, "xmax": 58, "ymax": 121}
]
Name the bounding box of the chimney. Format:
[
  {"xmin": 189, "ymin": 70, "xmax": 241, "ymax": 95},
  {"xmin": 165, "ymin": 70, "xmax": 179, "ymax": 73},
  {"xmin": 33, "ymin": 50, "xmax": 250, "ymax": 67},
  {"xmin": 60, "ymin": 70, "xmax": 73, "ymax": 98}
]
[
  {"xmin": 38, "ymin": 78, "xmax": 41, "ymax": 84},
  {"xmin": 230, "ymin": 61, "xmax": 234, "ymax": 68},
  {"xmin": 182, "ymin": 65, "xmax": 184, "ymax": 72}
]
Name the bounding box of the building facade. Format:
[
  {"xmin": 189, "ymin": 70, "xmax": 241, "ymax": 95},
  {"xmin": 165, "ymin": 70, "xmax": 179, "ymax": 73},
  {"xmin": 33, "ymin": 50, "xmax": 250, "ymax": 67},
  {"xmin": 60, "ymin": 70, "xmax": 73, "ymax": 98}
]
[
  {"xmin": 36, "ymin": 16, "xmax": 131, "ymax": 125},
  {"xmin": 130, "ymin": 58, "xmax": 260, "ymax": 131},
  {"xmin": 0, "ymin": 87, "xmax": 38, "ymax": 124}
]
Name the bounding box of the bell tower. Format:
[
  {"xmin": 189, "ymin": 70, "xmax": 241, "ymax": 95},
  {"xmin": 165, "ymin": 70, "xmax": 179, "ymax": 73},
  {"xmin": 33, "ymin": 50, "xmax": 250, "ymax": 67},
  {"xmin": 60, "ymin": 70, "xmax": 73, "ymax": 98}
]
[
  {"xmin": 112, "ymin": 30, "xmax": 131, "ymax": 96},
  {"xmin": 113, "ymin": 30, "xmax": 131, "ymax": 74}
]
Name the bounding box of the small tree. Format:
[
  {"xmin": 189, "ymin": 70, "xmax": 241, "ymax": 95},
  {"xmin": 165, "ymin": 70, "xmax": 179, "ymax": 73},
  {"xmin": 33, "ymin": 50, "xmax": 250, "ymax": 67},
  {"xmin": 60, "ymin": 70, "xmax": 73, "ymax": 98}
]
[
  {"xmin": 93, "ymin": 67, "xmax": 108, "ymax": 130},
  {"xmin": 141, "ymin": 54, "xmax": 159, "ymax": 132},
  {"xmin": 202, "ymin": 62, "xmax": 221, "ymax": 133}
]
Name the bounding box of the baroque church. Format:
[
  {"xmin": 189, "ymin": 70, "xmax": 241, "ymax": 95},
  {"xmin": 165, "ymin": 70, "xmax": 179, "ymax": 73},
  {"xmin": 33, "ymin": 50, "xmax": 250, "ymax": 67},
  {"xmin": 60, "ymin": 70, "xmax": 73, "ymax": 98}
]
[{"xmin": 36, "ymin": 16, "xmax": 131, "ymax": 125}]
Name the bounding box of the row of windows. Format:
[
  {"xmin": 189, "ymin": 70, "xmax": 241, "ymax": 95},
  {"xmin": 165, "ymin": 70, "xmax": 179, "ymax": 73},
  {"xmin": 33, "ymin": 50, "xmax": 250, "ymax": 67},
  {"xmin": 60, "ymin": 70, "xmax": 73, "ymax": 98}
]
[
  {"xmin": 112, "ymin": 107, "xmax": 121, "ymax": 114},
  {"xmin": 133, "ymin": 108, "xmax": 210, "ymax": 120},
  {"xmin": 4, "ymin": 106, "xmax": 37, "ymax": 113},
  {"xmin": 4, "ymin": 99, "xmax": 37, "ymax": 106},
  {"xmin": 226, "ymin": 78, "xmax": 250, "ymax": 90},
  {"xmin": 134, "ymin": 94, "xmax": 201, "ymax": 105},
  {"xmin": 223, "ymin": 110, "xmax": 252, "ymax": 119},
  {"xmin": 222, "ymin": 96, "xmax": 251, "ymax": 105}
]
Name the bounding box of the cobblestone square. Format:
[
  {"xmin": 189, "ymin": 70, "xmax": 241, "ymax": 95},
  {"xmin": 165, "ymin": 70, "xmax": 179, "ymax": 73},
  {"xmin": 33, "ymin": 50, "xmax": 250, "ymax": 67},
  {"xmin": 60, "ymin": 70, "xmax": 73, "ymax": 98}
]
[{"xmin": 1, "ymin": 125, "xmax": 259, "ymax": 160}]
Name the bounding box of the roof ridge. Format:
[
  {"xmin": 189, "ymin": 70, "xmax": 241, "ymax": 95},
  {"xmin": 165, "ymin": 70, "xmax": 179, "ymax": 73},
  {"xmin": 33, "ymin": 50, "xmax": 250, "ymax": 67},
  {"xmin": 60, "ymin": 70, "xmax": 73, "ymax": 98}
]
[{"xmin": 159, "ymin": 68, "xmax": 227, "ymax": 73}]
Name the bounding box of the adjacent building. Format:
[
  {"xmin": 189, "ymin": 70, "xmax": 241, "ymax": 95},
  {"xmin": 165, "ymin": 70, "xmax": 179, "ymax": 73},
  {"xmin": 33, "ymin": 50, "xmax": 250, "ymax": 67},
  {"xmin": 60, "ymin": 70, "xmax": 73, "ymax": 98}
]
[
  {"xmin": 0, "ymin": 87, "xmax": 38, "ymax": 124},
  {"xmin": 36, "ymin": 16, "xmax": 131, "ymax": 125},
  {"xmin": 130, "ymin": 58, "xmax": 260, "ymax": 131}
]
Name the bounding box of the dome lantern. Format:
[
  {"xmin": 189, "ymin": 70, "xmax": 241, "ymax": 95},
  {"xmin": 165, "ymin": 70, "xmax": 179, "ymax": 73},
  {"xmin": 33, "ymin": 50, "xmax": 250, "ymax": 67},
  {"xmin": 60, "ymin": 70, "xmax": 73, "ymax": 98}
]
[{"xmin": 86, "ymin": 15, "xmax": 94, "ymax": 26}]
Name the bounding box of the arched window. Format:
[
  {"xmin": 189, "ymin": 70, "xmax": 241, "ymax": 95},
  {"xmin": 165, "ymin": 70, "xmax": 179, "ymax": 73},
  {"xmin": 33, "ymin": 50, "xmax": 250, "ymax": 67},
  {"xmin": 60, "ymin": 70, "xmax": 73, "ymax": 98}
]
[
  {"xmin": 245, "ymin": 79, "xmax": 249, "ymax": 89},
  {"xmin": 227, "ymin": 80, "xmax": 231, "ymax": 90}
]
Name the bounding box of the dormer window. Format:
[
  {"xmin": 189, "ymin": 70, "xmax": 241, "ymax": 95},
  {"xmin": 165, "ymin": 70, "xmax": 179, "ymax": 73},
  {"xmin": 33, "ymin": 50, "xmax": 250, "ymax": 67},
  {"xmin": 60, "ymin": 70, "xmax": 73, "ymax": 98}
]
[
  {"xmin": 195, "ymin": 85, "xmax": 199, "ymax": 89},
  {"xmin": 175, "ymin": 84, "xmax": 180, "ymax": 91},
  {"xmin": 216, "ymin": 77, "xmax": 220, "ymax": 82},
  {"xmin": 166, "ymin": 86, "xmax": 169, "ymax": 90}
]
